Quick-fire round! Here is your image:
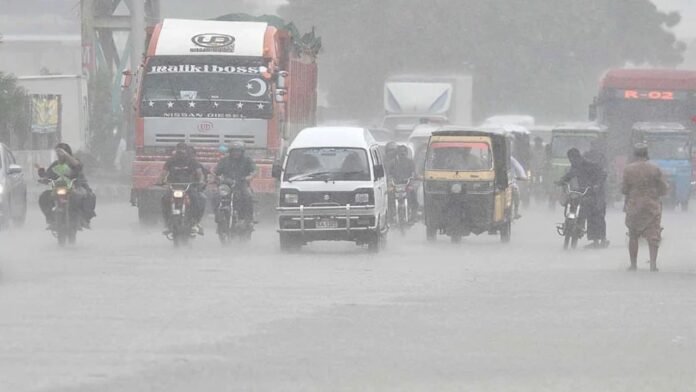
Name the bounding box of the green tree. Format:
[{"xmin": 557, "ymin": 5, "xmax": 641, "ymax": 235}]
[
  {"xmin": 279, "ymin": 0, "xmax": 685, "ymax": 123},
  {"xmin": 0, "ymin": 72, "xmax": 31, "ymax": 149}
]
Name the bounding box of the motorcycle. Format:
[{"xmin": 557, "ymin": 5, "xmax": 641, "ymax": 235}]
[
  {"xmin": 215, "ymin": 178, "xmax": 253, "ymax": 244},
  {"xmin": 42, "ymin": 178, "xmax": 80, "ymax": 246},
  {"xmin": 164, "ymin": 183, "xmax": 199, "ymax": 247},
  {"xmin": 388, "ymin": 178, "xmax": 414, "ymax": 235},
  {"xmin": 556, "ymin": 184, "xmax": 590, "ymax": 250}
]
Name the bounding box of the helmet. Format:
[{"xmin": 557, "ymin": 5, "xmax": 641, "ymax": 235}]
[
  {"xmin": 55, "ymin": 142, "xmax": 73, "ymax": 156},
  {"xmin": 229, "ymin": 141, "xmax": 245, "ymax": 153},
  {"xmin": 386, "ymin": 141, "xmax": 398, "ymax": 153},
  {"xmin": 397, "ymin": 144, "xmax": 409, "ymax": 155}
]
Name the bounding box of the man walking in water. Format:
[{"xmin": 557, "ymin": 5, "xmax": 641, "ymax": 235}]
[{"xmin": 622, "ymin": 143, "xmax": 667, "ymax": 272}]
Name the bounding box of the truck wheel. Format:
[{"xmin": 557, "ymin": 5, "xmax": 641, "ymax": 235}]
[{"xmin": 138, "ymin": 203, "xmax": 158, "ymax": 226}]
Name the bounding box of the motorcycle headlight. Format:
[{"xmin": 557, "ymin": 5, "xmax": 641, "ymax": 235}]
[
  {"xmin": 450, "ymin": 183, "xmax": 463, "ymax": 194},
  {"xmin": 0, "ymin": 184, "xmax": 4, "ymax": 194},
  {"xmin": 355, "ymin": 193, "xmax": 370, "ymax": 203},
  {"xmin": 284, "ymin": 192, "xmax": 299, "ymax": 204},
  {"xmin": 219, "ymin": 185, "xmax": 231, "ymax": 197},
  {"xmin": 172, "ymin": 190, "xmax": 185, "ymax": 198},
  {"xmin": 56, "ymin": 187, "xmax": 68, "ymax": 196}
]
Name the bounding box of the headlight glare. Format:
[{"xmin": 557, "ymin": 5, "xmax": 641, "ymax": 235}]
[
  {"xmin": 284, "ymin": 193, "xmax": 299, "ymax": 204},
  {"xmin": 355, "ymin": 193, "xmax": 370, "ymax": 203}
]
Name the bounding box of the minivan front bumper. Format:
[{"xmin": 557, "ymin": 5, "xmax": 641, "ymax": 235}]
[{"xmin": 277, "ymin": 204, "xmax": 379, "ymax": 240}]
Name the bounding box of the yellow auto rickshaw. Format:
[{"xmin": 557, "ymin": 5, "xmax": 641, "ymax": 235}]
[{"xmin": 423, "ymin": 128, "xmax": 514, "ymax": 243}]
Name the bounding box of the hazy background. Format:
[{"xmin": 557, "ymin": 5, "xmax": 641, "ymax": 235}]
[{"xmin": 1, "ymin": 0, "xmax": 695, "ymax": 124}]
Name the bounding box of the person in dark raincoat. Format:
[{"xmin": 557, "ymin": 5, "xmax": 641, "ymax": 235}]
[
  {"xmin": 557, "ymin": 148, "xmax": 609, "ymax": 248},
  {"xmin": 622, "ymin": 143, "xmax": 667, "ymax": 272}
]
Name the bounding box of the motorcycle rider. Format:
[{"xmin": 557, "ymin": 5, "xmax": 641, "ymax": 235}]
[
  {"xmin": 37, "ymin": 143, "xmax": 97, "ymax": 229},
  {"xmin": 556, "ymin": 148, "xmax": 609, "ymax": 248},
  {"xmin": 386, "ymin": 144, "xmax": 418, "ymax": 222},
  {"xmin": 158, "ymin": 142, "xmax": 206, "ymax": 234},
  {"xmin": 214, "ymin": 141, "xmax": 256, "ymax": 227}
]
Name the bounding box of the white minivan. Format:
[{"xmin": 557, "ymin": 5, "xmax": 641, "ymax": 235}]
[{"xmin": 273, "ymin": 127, "xmax": 389, "ymax": 252}]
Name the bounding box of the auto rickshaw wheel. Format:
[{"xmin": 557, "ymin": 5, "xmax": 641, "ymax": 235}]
[{"xmin": 500, "ymin": 220, "xmax": 511, "ymax": 243}]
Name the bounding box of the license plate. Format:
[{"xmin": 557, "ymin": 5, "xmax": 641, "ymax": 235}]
[
  {"xmin": 172, "ymin": 209, "xmax": 181, "ymax": 215},
  {"xmin": 316, "ymin": 219, "xmax": 338, "ymax": 229}
]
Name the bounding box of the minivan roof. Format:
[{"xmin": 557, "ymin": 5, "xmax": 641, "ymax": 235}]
[{"xmin": 290, "ymin": 127, "xmax": 375, "ymax": 149}]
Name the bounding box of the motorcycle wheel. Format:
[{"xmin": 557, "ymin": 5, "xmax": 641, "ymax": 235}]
[
  {"xmin": 57, "ymin": 231, "xmax": 67, "ymax": 247},
  {"xmin": 68, "ymin": 229, "xmax": 77, "ymax": 245},
  {"xmin": 571, "ymin": 232, "xmax": 579, "ymax": 249},
  {"xmin": 217, "ymin": 219, "xmax": 231, "ymax": 245},
  {"xmin": 563, "ymin": 220, "xmax": 573, "ymax": 250}
]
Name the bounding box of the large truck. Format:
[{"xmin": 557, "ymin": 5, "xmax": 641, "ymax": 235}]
[
  {"xmin": 128, "ymin": 18, "xmax": 319, "ymax": 223},
  {"xmin": 382, "ymin": 75, "xmax": 472, "ymax": 140}
]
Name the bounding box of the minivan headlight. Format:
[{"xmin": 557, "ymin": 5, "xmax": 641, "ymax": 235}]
[
  {"xmin": 355, "ymin": 193, "xmax": 370, "ymax": 203},
  {"xmin": 284, "ymin": 193, "xmax": 299, "ymax": 204},
  {"xmin": 450, "ymin": 183, "xmax": 463, "ymax": 194}
]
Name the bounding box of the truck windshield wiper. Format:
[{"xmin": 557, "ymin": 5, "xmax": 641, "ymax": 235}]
[{"xmin": 288, "ymin": 171, "xmax": 334, "ymax": 182}]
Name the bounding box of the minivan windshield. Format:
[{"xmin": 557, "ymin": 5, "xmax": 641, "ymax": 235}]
[
  {"xmin": 426, "ymin": 141, "xmax": 493, "ymax": 171},
  {"xmin": 284, "ymin": 148, "xmax": 371, "ymax": 181}
]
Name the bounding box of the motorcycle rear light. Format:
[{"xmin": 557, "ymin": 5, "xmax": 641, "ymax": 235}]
[
  {"xmin": 56, "ymin": 188, "xmax": 68, "ymax": 196},
  {"xmin": 173, "ymin": 190, "xmax": 185, "ymax": 198}
]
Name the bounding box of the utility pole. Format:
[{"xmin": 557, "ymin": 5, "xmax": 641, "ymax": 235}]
[{"xmin": 81, "ymin": 0, "xmax": 160, "ymax": 154}]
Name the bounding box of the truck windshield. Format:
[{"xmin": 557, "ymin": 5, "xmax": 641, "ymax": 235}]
[
  {"xmin": 426, "ymin": 142, "xmax": 492, "ymax": 171},
  {"xmin": 645, "ymin": 136, "xmax": 691, "ymax": 160},
  {"xmin": 139, "ymin": 68, "xmax": 272, "ymax": 119},
  {"xmin": 284, "ymin": 148, "xmax": 371, "ymax": 181},
  {"xmin": 551, "ymin": 135, "xmax": 596, "ymax": 158}
]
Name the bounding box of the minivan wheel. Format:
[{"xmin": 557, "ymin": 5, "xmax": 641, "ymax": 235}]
[
  {"xmin": 279, "ymin": 233, "xmax": 301, "ymax": 252},
  {"xmin": 367, "ymin": 231, "xmax": 382, "ymax": 253}
]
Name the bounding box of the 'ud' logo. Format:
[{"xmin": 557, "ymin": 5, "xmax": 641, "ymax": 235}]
[
  {"xmin": 191, "ymin": 34, "xmax": 235, "ymax": 48},
  {"xmin": 197, "ymin": 121, "xmax": 214, "ymax": 132}
]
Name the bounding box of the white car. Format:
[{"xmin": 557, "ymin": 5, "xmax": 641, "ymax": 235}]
[
  {"xmin": 0, "ymin": 143, "xmax": 27, "ymax": 228},
  {"xmin": 273, "ymin": 127, "xmax": 389, "ymax": 252}
]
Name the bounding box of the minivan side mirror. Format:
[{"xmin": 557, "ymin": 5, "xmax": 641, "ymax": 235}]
[
  {"xmin": 271, "ymin": 163, "xmax": 282, "ymax": 180},
  {"xmin": 374, "ymin": 164, "xmax": 385, "ymax": 179},
  {"xmin": 7, "ymin": 164, "xmax": 22, "ymax": 175}
]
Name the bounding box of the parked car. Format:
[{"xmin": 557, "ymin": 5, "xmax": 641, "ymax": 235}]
[{"xmin": 0, "ymin": 143, "xmax": 27, "ymax": 228}]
